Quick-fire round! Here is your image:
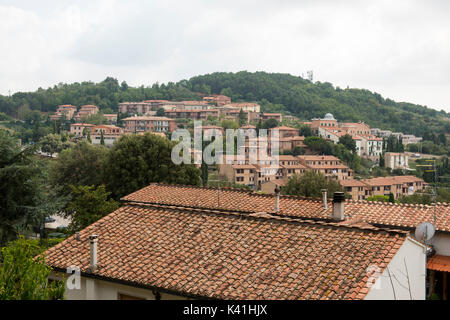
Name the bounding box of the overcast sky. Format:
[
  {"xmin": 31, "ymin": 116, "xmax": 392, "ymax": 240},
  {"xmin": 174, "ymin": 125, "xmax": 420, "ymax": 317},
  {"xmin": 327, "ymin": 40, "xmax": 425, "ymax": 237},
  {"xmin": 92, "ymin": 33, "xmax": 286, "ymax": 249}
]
[{"xmin": 1, "ymin": 0, "xmax": 449, "ymax": 112}]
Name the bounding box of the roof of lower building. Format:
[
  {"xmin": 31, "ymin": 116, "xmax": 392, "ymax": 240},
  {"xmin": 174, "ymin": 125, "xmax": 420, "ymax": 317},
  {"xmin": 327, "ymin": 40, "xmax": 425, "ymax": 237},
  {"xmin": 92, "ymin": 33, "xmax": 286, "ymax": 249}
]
[
  {"xmin": 121, "ymin": 184, "xmax": 450, "ymax": 233},
  {"xmin": 44, "ymin": 203, "xmax": 408, "ymax": 300}
]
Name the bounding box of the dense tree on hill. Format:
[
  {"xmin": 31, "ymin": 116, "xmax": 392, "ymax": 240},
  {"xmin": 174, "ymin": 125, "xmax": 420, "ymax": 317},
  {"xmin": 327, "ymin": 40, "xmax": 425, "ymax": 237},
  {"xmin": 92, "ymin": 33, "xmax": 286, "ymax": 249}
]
[
  {"xmin": 1, "ymin": 72, "xmax": 448, "ymax": 138},
  {"xmin": 39, "ymin": 133, "xmax": 63, "ymax": 156},
  {"xmin": 156, "ymin": 108, "xmax": 165, "ymax": 117},
  {"xmin": 260, "ymin": 118, "xmax": 278, "ymax": 129},
  {"xmin": 103, "ymin": 133, "xmax": 201, "ymax": 199},
  {"xmin": 338, "ymin": 134, "xmax": 356, "ymax": 154},
  {"xmin": 187, "ymin": 71, "xmax": 449, "ymax": 137},
  {"xmin": 298, "ymin": 125, "xmax": 313, "ymax": 137}
]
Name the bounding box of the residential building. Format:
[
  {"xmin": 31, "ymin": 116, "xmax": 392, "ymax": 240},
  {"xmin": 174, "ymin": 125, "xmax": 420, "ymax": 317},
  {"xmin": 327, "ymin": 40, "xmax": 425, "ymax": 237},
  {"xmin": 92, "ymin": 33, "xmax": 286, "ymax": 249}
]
[
  {"xmin": 261, "ymin": 179, "xmax": 287, "ymax": 194},
  {"xmin": 259, "ymin": 112, "xmax": 283, "ymax": 122},
  {"xmin": 402, "ymin": 134, "xmax": 423, "ymax": 145},
  {"xmin": 202, "ymin": 94, "xmax": 231, "ymax": 106},
  {"xmin": 164, "ymin": 109, "xmax": 220, "ymax": 120},
  {"xmin": 218, "ymin": 164, "xmax": 257, "ymax": 186},
  {"xmin": 371, "ymin": 129, "xmax": 422, "ymax": 146},
  {"xmin": 297, "ymin": 155, "xmax": 353, "ymax": 180},
  {"xmin": 117, "ymin": 184, "xmax": 449, "ymax": 300},
  {"xmin": 90, "ymin": 125, "xmax": 123, "ymax": 146},
  {"xmin": 118, "ymin": 102, "xmax": 153, "ymax": 114},
  {"xmin": 103, "ymin": 114, "xmax": 118, "ymax": 125},
  {"xmin": 269, "ymin": 126, "xmax": 299, "ymax": 139},
  {"xmin": 339, "ymin": 122, "xmax": 371, "ymax": 136},
  {"xmin": 74, "ymin": 105, "xmax": 99, "ymax": 121},
  {"xmin": 310, "ymin": 113, "xmax": 338, "ymax": 132},
  {"xmin": 339, "ymin": 179, "xmax": 369, "ymax": 200},
  {"xmin": 222, "ymin": 102, "xmax": 260, "ymax": 113},
  {"xmin": 50, "ymin": 104, "xmax": 77, "ymax": 120},
  {"xmin": 44, "ymin": 184, "xmax": 439, "ymax": 300},
  {"xmin": 70, "ymin": 123, "xmax": 95, "ymax": 137},
  {"xmin": 385, "ymin": 152, "xmax": 410, "ymax": 170},
  {"xmin": 122, "ymin": 116, "xmax": 176, "ymax": 133},
  {"xmin": 361, "ymin": 176, "xmax": 426, "ymax": 199}
]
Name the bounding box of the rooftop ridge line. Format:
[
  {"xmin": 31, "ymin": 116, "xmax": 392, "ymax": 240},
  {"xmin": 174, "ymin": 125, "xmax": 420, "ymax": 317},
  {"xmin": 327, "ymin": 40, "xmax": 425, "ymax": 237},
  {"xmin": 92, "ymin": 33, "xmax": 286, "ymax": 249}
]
[{"xmin": 123, "ymin": 201, "xmax": 410, "ymax": 236}]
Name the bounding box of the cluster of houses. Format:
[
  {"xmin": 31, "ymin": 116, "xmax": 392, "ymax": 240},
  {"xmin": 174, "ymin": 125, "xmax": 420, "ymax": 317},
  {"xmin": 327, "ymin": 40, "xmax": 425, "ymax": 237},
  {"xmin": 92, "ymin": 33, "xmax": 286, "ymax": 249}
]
[
  {"xmin": 218, "ymin": 153, "xmax": 425, "ymax": 200},
  {"xmin": 44, "ymin": 97, "xmax": 448, "ymax": 300},
  {"xmin": 371, "ymin": 128, "xmax": 423, "ymax": 145},
  {"xmin": 50, "ymin": 104, "xmax": 118, "ymax": 123},
  {"xmin": 45, "ymin": 183, "xmax": 450, "ymax": 300},
  {"xmin": 118, "ymin": 96, "xmax": 283, "ymax": 124},
  {"xmin": 303, "ymin": 113, "xmax": 383, "ymax": 161},
  {"xmin": 52, "ymin": 100, "xmax": 428, "ymax": 201}
]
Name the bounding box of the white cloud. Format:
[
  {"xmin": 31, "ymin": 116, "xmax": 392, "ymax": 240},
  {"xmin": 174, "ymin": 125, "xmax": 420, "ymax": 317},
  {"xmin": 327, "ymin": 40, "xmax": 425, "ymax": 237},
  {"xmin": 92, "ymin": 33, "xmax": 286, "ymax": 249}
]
[{"xmin": 0, "ymin": 0, "xmax": 449, "ymax": 112}]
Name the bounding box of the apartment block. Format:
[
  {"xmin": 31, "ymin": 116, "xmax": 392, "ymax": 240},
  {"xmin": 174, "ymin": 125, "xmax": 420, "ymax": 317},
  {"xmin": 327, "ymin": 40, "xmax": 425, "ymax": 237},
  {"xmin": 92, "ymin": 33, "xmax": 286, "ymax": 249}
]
[
  {"xmin": 123, "ymin": 116, "xmax": 176, "ymax": 133},
  {"xmin": 297, "ymin": 155, "xmax": 353, "ymax": 180},
  {"xmin": 361, "ymin": 176, "xmax": 426, "ymax": 199},
  {"xmin": 339, "ymin": 179, "xmax": 369, "ymax": 200},
  {"xmin": 90, "ymin": 125, "xmax": 124, "ymax": 146},
  {"xmin": 222, "ymin": 102, "xmax": 260, "ymax": 113},
  {"xmin": 50, "ymin": 104, "xmax": 78, "ymax": 120},
  {"xmin": 203, "ymin": 94, "xmax": 231, "ymax": 107},
  {"xmin": 74, "ymin": 105, "xmax": 99, "ymax": 121},
  {"xmin": 385, "ymin": 152, "xmax": 409, "ymax": 170},
  {"xmin": 70, "ymin": 123, "xmax": 95, "ymax": 137}
]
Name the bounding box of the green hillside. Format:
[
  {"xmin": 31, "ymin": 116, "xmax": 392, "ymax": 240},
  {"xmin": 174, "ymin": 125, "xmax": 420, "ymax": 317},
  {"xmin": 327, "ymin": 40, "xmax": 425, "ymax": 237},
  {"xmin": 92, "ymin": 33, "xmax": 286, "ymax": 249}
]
[{"xmin": 0, "ymin": 72, "xmax": 448, "ymax": 137}]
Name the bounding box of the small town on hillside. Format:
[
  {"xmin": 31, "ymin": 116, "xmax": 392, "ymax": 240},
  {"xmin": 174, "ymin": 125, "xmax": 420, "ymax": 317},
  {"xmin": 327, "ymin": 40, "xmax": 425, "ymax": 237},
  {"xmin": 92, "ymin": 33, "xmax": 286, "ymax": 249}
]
[
  {"xmin": 52, "ymin": 97, "xmax": 428, "ymax": 201},
  {"xmin": 1, "ymin": 2, "xmax": 450, "ymax": 311}
]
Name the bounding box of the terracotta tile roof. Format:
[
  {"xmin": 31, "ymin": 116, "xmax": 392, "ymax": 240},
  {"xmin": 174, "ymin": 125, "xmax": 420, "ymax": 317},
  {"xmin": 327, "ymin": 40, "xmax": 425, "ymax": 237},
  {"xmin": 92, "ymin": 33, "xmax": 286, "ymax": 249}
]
[
  {"xmin": 281, "ymin": 164, "xmax": 308, "ymax": 169},
  {"xmin": 338, "ymin": 180, "xmax": 368, "ymax": 187},
  {"xmin": 362, "ymin": 176, "xmax": 424, "ymax": 186},
  {"xmin": 71, "ymin": 123, "xmax": 95, "ymax": 127},
  {"xmin": 121, "ymin": 184, "xmax": 450, "ymax": 233},
  {"xmin": 427, "ymin": 255, "xmax": 450, "ymax": 272},
  {"xmin": 271, "ymin": 126, "xmax": 298, "ymax": 131},
  {"xmin": 306, "ymin": 164, "xmax": 350, "ymax": 170},
  {"xmin": 298, "ymin": 155, "xmax": 341, "ymax": 161},
  {"xmin": 262, "ymin": 113, "xmax": 282, "ymax": 116},
  {"xmin": 44, "ymin": 203, "xmax": 408, "ymax": 300},
  {"xmin": 277, "ymin": 155, "xmax": 298, "ymax": 161},
  {"xmin": 123, "ymin": 116, "xmax": 174, "ymax": 121},
  {"xmin": 232, "ymin": 164, "xmax": 256, "ymax": 170}
]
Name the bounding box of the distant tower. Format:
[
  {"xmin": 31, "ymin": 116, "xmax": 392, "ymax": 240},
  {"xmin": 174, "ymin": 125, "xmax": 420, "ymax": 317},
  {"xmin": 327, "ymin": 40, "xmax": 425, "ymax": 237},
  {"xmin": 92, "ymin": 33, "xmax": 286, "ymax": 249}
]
[{"xmin": 307, "ymin": 70, "xmax": 313, "ymax": 82}]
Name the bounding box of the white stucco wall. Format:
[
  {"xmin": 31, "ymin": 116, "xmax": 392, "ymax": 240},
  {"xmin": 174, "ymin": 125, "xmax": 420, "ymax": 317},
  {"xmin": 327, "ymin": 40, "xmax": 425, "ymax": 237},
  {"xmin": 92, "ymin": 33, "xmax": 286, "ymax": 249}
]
[
  {"xmin": 430, "ymin": 233, "xmax": 450, "ymax": 256},
  {"xmin": 364, "ymin": 237, "xmax": 426, "ymax": 300},
  {"xmin": 50, "ymin": 272, "xmax": 189, "ymax": 300}
]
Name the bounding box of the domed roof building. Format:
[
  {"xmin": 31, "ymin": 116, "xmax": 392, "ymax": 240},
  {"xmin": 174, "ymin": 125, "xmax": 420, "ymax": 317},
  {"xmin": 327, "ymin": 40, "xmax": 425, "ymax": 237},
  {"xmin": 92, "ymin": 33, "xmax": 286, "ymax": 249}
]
[{"xmin": 324, "ymin": 113, "xmax": 335, "ymax": 120}]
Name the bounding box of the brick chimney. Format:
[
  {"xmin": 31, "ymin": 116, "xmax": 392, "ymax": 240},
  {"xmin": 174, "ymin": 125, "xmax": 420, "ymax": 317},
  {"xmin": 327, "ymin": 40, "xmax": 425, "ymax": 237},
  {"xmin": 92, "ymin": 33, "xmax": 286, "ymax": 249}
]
[
  {"xmin": 332, "ymin": 192, "xmax": 345, "ymax": 221},
  {"xmin": 89, "ymin": 235, "xmax": 98, "ymax": 272}
]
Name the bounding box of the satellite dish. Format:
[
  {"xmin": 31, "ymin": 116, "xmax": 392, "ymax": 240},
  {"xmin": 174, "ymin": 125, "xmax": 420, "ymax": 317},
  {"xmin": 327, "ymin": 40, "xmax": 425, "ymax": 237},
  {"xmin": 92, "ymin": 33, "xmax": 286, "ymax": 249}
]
[{"xmin": 415, "ymin": 222, "xmax": 435, "ymax": 242}]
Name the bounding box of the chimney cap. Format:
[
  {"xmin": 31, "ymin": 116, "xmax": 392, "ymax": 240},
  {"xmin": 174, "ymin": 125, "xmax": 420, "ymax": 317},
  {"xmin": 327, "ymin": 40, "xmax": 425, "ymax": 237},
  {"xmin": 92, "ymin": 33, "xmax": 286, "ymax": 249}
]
[
  {"xmin": 89, "ymin": 234, "xmax": 98, "ymax": 241},
  {"xmin": 333, "ymin": 192, "xmax": 345, "ymax": 202}
]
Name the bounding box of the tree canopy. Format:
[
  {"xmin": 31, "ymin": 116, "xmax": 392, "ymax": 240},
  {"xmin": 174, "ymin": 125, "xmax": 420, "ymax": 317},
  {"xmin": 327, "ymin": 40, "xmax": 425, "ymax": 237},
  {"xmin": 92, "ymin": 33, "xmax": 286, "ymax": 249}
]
[
  {"xmin": 103, "ymin": 133, "xmax": 201, "ymax": 199},
  {"xmin": 281, "ymin": 171, "xmax": 342, "ymax": 198}
]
